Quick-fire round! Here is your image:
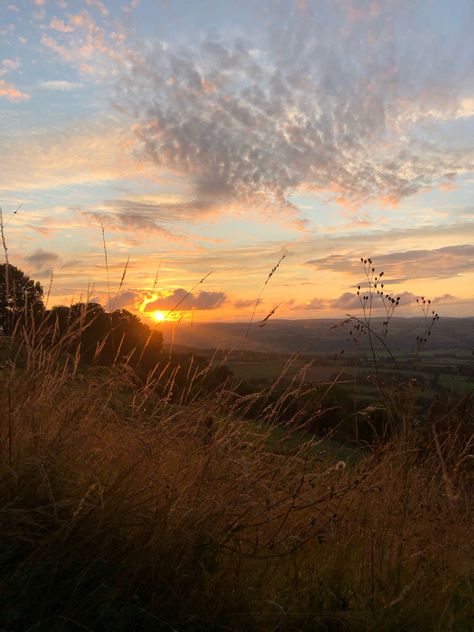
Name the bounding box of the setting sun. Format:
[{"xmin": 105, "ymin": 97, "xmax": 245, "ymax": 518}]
[{"xmin": 152, "ymin": 310, "xmax": 166, "ymax": 322}]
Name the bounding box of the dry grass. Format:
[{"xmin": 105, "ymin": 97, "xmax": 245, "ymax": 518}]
[{"xmin": 0, "ymin": 331, "xmax": 473, "ymax": 631}]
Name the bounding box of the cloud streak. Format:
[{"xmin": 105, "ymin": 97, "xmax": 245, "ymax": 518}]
[
  {"xmin": 306, "ymin": 245, "xmax": 474, "ymax": 281},
  {"xmin": 39, "ymin": 80, "xmax": 83, "ymax": 91},
  {"xmin": 83, "ymin": 209, "xmax": 186, "ymax": 242},
  {"xmin": 291, "ymin": 291, "xmax": 420, "ymax": 312}
]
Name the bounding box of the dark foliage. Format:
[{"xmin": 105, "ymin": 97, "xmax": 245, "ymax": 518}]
[
  {"xmin": 0, "ymin": 264, "xmax": 44, "ymax": 335},
  {"xmin": 44, "ymin": 302, "xmax": 231, "ymax": 399},
  {"xmin": 45, "ymin": 302, "xmax": 164, "ymax": 368}
]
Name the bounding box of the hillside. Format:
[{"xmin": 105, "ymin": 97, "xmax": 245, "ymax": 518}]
[{"xmin": 159, "ymin": 316, "xmax": 474, "ymax": 357}]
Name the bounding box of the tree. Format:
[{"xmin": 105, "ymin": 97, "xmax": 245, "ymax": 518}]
[
  {"xmin": 0, "ymin": 264, "xmax": 44, "ymax": 335},
  {"xmin": 47, "ymin": 303, "xmax": 164, "ymax": 366}
]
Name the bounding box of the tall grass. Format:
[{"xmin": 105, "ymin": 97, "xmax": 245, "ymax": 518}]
[{"xmin": 0, "ymin": 321, "xmax": 472, "ymax": 630}]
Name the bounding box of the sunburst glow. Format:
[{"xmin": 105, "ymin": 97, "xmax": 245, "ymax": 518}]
[{"xmin": 152, "ymin": 310, "xmax": 166, "ymax": 322}]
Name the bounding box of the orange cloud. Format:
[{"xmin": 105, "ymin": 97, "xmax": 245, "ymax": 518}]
[
  {"xmin": 50, "ymin": 18, "xmax": 74, "ymax": 33},
  {"xmin": 42, "ymin": 10, "xmax": 128, "ymax": 77},
  {"xmin": 440, "ymin": 182, "xmax": 457, "ymax": 192},
  {"xmin": 1, "ymin": 57, "xmax": 20, "ymax": 73},
  {"xmin": 0, "ymin": 79, "xmax": 30, "ymax": 101}
]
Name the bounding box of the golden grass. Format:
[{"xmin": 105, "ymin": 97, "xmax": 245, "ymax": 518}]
[{"xmin": 0, "ymin": 331, "xmax": 472, "ymax": 630}]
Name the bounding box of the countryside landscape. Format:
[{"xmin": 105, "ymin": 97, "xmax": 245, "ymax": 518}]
[{"xmin": 1, "ymin": 1, "xmax": 473, "ymax": 630}]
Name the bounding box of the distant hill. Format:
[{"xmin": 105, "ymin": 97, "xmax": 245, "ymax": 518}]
[{"xmin": 159, "ymin": 317, "xmax": 474, "ymax": 357}]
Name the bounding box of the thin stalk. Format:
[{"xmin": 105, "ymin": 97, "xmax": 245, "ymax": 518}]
[{"xmin": 246, "ymin": 252, "xmax": 286, "ymax": 337}]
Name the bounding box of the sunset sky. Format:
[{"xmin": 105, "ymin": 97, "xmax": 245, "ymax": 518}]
[{"xmin": 1, "ymin": 0, "xmax": 473, "ymax": 324}]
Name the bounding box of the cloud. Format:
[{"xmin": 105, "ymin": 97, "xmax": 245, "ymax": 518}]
[
  {"xmin": 306, "ymin": 245, "xmax": 474, "ymax": 281},
  {"xmin": 290, "ymin": 296, "xmax": 326, "ymax": 310},
  {"xmin": 41, "ymin": 9, "xmax": 128, "ymax": 77},
  {"xmin": 329, "ymin": 291, "xmax": 418, "ymax": 311},
  {"xmin": 329, "ymin": 292, "xmax": 362, "ymax": 310},
  {"xmin": 102, "ymin": 197, "xmax": 217, "ymax": 224},
  {"xmin": 61, "ymin": 259, "xmax": 84, "ymax": 269},
  {"xmin": 286, "ymin": 291, "xmax": 420, "ymax": 312},
  {"xmin": 85, "ymin": 0, "xmax": 109, "ymax": 16},
  {"xmin": 286, "ymin": 289, "xmax": 454, "ymax": 314},
  {"xmin": 114, "ymin": 0, "xmax": 474, "ymax": 221},
  {"xmin": 303, "ymin": 297, "xmax": 326, "ymax": 310},
  {"xmin": 33, "ymin": 9, "xmax": 46, "ymax": 21},
  {"xmin": 83, "ymin": 210, "xmax": 186, "ymax": 242},
  {"xmin": 144, "ymin": 289, "xmax": 227, "ymax": 311},
  {"xmin": 25, "ymin": 249, "xmax": 59, "ymax": 266},
  {"xmin": 0, "ymin": 79, "xmax": 30, "ymax": 101},
  {"xmin": 433, "ymin": 293, "xmax": 458, "ymax": 304},
  {"xmin": 90, "ymin": 192, "xmax": 305, "ymax": 236},
  {"xmin": 123, "ymin": 0, "xmax": 140, "ymax": 13},
  {"xmin": 0, "ymin": 57, "xmax": 20, "ymax": 75},
  {"xmin": 0, "ymin": 121, "xmax": 133, "ymax": 191},
  {"xmin": 82, "ymin": 194, "xmax": 259, "ymax": 240},
  {"xmin": 233, "ymin": 298, "xmax": 262, "ymax": 309},
  {"xmin": 25, "ymin": 249, "xmax": 60, "ymax": 276},
  {"xmin": 50, "ymin": 18, "xmax": 74, "ymax": 33},
  {"xmin": 112, "ymin": 290, "xmax": 140, "ymax": 310},
  {"xmin": 39, "ymin": 80, "xmax": 83, "ymax": 90}
]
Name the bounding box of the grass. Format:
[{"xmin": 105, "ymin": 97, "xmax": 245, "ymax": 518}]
[
  {"xmin": 438, "ymin": 373, "xmax": 473, "ymax": 393},
  {"xmin": 0, "ymin": 326, "xmax": 472, "ymax": 631}
]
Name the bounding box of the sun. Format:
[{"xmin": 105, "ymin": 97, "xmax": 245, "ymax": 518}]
[{"xmin": 152, "ymin": 310, "xmax": 166, "ymax": 322}]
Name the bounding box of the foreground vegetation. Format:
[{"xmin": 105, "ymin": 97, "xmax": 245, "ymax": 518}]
[
  {"xmin": 0, "ymin": 259, "xmax": 472, "ymax": 629},
  {"xmin": 0, "ymin": 324, "xmax": 473, "ymax": 631}
]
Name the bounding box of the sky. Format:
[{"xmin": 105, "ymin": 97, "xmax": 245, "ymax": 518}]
[{"xmin": 1, "ymin": 0, "xmax": 474, "ymax": 325}]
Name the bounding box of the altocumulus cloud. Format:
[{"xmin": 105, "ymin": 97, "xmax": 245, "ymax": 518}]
[{"xmin": 115, "ymin": 0, "xmax": 474, "ymax": 222}]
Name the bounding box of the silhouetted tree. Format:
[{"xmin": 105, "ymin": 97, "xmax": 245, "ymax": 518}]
[
  {"xmin": 47, "ymin": 302, "xmax": 163, "ymax": 366},
  {"xmin": 110, "ymin": 309, "xmax": 163, "ymax": 367},
  {"xmin": 45, "ymin": 302, "xmax": 231, "ymax": 399},
  {"xmin": 0, "ymin": 264, "xmax": 44, "ymax": 335}
]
